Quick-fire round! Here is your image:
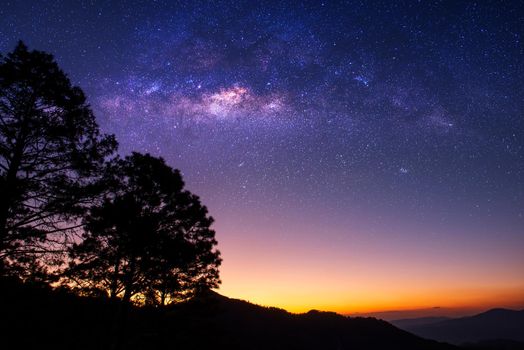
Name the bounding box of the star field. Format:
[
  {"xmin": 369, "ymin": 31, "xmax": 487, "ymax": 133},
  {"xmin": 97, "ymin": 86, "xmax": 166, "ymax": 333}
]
[{"xmin": 1, "ymin": 0, "xmax": 523, "ymax": 312}]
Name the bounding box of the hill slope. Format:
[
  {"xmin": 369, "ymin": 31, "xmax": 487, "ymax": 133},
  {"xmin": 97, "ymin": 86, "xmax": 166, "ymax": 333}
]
[
  {"xmin": 396, "ymin": 309, "xmax": 524, "ymax": 345},
  {"xmin": 392, "ymin": 316, "xmax": 452, "ymax": 329},
  {"xmin": 0, "ymin": 278, "xmax": 456, "ymax": 350}
]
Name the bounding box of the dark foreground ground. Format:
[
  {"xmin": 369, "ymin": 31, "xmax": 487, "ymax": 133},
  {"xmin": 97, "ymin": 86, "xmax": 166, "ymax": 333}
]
[{"xmin": 0, "ymin": 278, "xmax": 461, "ymax": 350}]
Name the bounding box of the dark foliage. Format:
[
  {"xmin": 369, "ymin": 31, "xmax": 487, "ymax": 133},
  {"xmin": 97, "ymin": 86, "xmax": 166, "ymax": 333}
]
[
  {"xmin": 0, "ymin": 42, "xmax": 117, "ymax": 273},
  {"xmin": 65, "ymin": 153, "xmax": 221, "ymax": 305}
]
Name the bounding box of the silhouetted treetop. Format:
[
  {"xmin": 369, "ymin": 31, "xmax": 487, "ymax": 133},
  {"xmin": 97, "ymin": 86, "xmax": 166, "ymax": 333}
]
[
  {"xmin": 66, "ymin": 153, "xmax": 221, "ymax": 305},
  {"xmin": 0, "ymin": 41, "xmax": 117, "ymax": 273}
]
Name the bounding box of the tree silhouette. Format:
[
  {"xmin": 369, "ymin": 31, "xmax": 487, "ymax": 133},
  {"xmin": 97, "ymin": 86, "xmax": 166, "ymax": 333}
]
[
  {"xmin": 0, "ymin": 42, "xmax": 117, "ymax": 273},
  {"xmin": 66, "ymin": 153, "xmax": 221, "ymax": 305}
]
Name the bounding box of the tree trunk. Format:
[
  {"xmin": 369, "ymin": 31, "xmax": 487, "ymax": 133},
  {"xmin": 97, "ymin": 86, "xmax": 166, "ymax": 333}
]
[
  {"xmin": 160, "ymin": 290, "xmax": 166, "ymax": 306},
  {"xmin": 109, "ymin": 260, "xmax": 120, "ymax": 298},
  {"xmin": 0, "ymin": 136, "xmax": 25, "ymax": 260}
]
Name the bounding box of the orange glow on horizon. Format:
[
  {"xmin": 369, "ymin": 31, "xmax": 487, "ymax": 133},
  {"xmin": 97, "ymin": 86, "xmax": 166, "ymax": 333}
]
[
  {"xmin": 211, "ymin": 210, "xmax": 524, "ymax": 317},
  {"xmin": 218, "ymin": 276, "xmax": 524, "ymax": 315}
]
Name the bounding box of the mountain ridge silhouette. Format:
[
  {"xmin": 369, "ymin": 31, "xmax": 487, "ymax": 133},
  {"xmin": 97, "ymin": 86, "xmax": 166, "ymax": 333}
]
[
  {"xmin": 392, "ymin": 308, "xmax": 524, "ymax": 345},
  {"xmin": 1, "ymin": 278, "xmax": 457, "ymax": 350}
]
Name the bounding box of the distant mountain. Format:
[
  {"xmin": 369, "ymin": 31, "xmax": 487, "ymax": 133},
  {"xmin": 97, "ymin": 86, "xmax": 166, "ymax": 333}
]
[
  {"xmin": 0, "ymin": 278, "xmax": 456, "ymax": 350},
  {"xmin": 351, "ymin": 307, "xmax": 455, "ymax": 321},
  {"xmin": 392, "ymin": 316, "xmax": 452, "ymax": 329},
  {"xmin": 394, "ymin": 309, "xmax": 524, "ymax": 345}
]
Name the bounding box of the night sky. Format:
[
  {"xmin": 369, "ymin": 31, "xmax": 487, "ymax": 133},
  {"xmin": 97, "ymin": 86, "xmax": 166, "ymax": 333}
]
[{"xmin": 2, "ymin": 1, "xmax": 523, "ymax": 315}]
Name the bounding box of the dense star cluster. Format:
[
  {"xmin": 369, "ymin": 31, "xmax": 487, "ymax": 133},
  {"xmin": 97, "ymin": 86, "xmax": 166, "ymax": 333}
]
[{"xmin": 1, "ymin": 1, "xmax": 523, "ymax": 310}]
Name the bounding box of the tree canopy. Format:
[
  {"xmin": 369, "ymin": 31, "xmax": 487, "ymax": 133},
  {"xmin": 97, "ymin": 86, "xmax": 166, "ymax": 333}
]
[
  {"xmin": 1, "ymin": 42, "xmax": 221, "ymax": 307},
  {"xmin": 0, "ymin": 42, "xmax": 117, "ymax": 272},
  {"xmin": 66, "ymin": 153, "xmax": 221, "ymax": 305}
]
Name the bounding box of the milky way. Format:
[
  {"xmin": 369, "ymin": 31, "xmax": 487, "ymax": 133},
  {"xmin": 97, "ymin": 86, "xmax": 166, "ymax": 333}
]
[{"xmin": 2, "ymin": 1, "xmax": 523, "ymax": 312}]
